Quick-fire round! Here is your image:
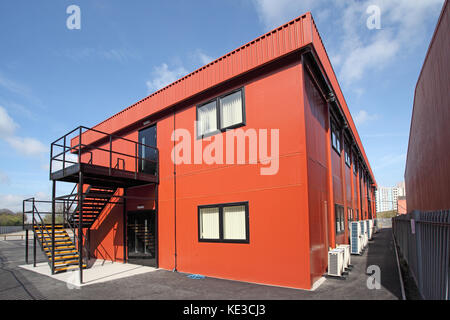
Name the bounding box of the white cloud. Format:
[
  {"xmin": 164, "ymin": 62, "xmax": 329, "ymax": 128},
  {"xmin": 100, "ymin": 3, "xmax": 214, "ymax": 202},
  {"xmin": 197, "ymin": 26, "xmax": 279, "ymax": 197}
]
[
  {"xmin": 0, "ymin": 171, "xmax": 10, "ymax": 185},
  {"xmin": 146, "ymin": 63, "xmax": 188, "ymax": 93},
  {"xmin": 251, "ymin": 0, "xmax": 445, "ymax": 85},
  {"xmin": 373, "ymin": 153, "xmax": 406, "ymax": 171},
  {"xmin": 0, "ymin": 194, "xmax": 24, "ymax": 212},
  {"xmin": 0, "ymin": 72, "xmax": 33, "ymax": 98},
  {"xmin": 252, "ymin": 0, "xmax": 318, "ymax": 30},
  {"xmin": 0, "ymin": 71, "xmax": 43, "ymax": 107},
  {"xmin": 195, "ymin": 50, "xmax": 214, "ymax": 65},
  {"xmin": 62, "ymin": 47, "xmax": 141, "ymax": 63},
  {"xmin": 354, "ymin": 110, "xmax": 379, "ymax": 126},
  {"xmin": 0, "ymin": 105, "xmax": 18, "ymax": 138},
  {"xmin": 5, "ymin": 136, "xmax": 47, "ymax": 156},
  {"xmin": 0, "ymin": 191, "xmax": 50, "ymax": 212},
  {"xmin": 0, "ymin": 106, "xmax": 47, "ymax": 156}
]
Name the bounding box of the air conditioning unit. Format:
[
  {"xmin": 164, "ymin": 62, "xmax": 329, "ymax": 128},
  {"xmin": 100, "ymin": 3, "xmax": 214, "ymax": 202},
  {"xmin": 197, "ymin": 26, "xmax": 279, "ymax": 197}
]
[
  {"xmin": 337, "ymin": 244, "xmax": 351, "ymax": 270},
  {"xmin": 328, "ymin": 248, "xmax": 345, "ymax": 277},
  {"xmin": 366, "ymin": 220, "xmax": 372, "ymax": 240},
  {"xmin": 350, "ymin": 222, "xmax": 362, "ymax": 255},
  {"xmin": 360, "ymin": 221, "xmax": 367, "ymax": 248}
]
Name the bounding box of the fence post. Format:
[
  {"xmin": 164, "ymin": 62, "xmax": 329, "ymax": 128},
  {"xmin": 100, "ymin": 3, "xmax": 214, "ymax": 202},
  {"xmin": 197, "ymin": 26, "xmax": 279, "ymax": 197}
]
[
  {"xmin": 32, "ymin": 199, "xmax": 36, "ymax": 267},
  {"xmin": 445, "ymin": 210, "xmax": 449, "ymax": 300},
  {"xmin": 412, "ymin": 210, "xmax": 423, "ymax": 295}
]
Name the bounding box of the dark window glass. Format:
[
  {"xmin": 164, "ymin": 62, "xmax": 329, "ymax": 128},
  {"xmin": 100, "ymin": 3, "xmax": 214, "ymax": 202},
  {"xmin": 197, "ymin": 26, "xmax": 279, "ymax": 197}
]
[
  {"xmin": 345, "ymin": 142, "xmax": 351, "ymax": 167},
  {"xmin": 331, "ymin": 122, "xmax": 341, "ymax": 154},
  {"xmin": 335, "ymin": 204, "xmax": 345, "ymax": 234},
  {"xmin": 138, "ymin": 125, "xmax": 157, "ymax": 175}
]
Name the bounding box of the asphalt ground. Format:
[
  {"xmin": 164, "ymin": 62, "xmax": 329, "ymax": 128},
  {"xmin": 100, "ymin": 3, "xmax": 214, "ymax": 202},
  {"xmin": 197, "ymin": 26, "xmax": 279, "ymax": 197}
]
[{"xmin": 0, "ymin": 228, "xmax": 401, "ymax": 300}]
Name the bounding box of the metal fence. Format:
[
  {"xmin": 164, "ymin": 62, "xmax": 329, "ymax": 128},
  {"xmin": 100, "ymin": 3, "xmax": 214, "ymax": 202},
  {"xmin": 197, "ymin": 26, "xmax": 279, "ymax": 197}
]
[
  {"xmin": 392, "ymin": 210, "xmax": 450, "ymax": 300},
  {"xmin": 0, "ymin": 226, "xmax": 23, "ymax": 235},
  {"xmin": 377, "ymin": 218, "xmax": 392, "ymax": 229}
]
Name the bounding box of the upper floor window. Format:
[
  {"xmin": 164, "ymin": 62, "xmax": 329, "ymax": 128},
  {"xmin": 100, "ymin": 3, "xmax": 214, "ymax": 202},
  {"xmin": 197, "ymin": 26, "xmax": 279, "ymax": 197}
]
[
  {"xmin": 331, "ymin": 121, "xmax": 341, "ymax": 154},
  {"xmin": 138, "ymin": 125, "xmax": 157, "ymax": 175},
  {"xmin": 197, "ymin": 88, "xmax": 245, "ymax": 139},
  {"xmin": 344, "ymin": 141, "xmax": 351, "ymax": 167},
  {"xmin": 353, "ymin": 152, "xmax": 358, "ymax": 175}
]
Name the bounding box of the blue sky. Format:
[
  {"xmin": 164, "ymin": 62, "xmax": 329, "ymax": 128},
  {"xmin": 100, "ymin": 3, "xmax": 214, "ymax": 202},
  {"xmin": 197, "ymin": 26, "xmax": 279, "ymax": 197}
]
[{"xmin": 0, "ymin": 0, "xmax": 445, "ymax": 211}]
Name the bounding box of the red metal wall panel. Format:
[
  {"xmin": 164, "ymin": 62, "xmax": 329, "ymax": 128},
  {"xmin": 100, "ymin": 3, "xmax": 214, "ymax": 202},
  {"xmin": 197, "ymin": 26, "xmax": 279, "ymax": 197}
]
[
  {"xmin": 303, "ymin": 68, "xmax": 329, "ymax": 285},
  {"xmin": 405, "ymin": 1, "xmax": 450, "ymax": 212}
]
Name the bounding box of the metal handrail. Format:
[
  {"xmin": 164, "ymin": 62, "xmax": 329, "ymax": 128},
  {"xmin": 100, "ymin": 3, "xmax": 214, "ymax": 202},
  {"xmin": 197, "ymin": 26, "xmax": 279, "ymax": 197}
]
[
  {"xmin": 24, "ymin": 197, "xmax": 92, "ymax": 267},
  {"xmin": 50, "ymin": 125, "xmax": 159, "ymax": 180},
  {"xmin": 64, "ymin": 206, "xmax": 91, "ymax": 264}
]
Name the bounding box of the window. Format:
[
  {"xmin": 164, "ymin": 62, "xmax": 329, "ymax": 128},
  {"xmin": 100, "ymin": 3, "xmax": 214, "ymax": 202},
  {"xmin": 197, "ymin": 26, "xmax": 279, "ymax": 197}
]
[
  {"xmin": 138, "ymin": 125, "xmax": 157, "ymax": 175},
  {"xmin": 348, "ymin": 208, "xmax": 353, "ymax": 222},
  {"xmin": 335, "ymin": 204, "xmax": 345, "ymax": 234},
  {"xmin": 197, "ymin": 88, "xmax": 245, "ymax": 138},
  {"xmin": 331, "ymin": 121, "xmax": 341, "ymax": 154},
  {"xmin": 353, "ymin": 153, "xmax": 358, "ymax": 175},
  {"xmin": 344, "ymin": 142, "xmax": 351, "ymax": 167},
  {"xmin": 199, "ymin": 207, "xmax": 220, "ymax": 240},
  {"xmin": 198, "ymin": 202, "xmax": 249, "ymax": 243},
  {"xmin": 220, "ymin": 90, "xmax": 244, "ymax": 129},
  {"xmin": 197, "ymin": 101, "xmax": 218, "ymax": 137}
]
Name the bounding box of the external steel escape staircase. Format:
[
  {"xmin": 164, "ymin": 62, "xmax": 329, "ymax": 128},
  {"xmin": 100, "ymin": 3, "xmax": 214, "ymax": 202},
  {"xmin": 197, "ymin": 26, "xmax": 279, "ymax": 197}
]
[{"xmin": 23, "ymin": 126, "xmax": 159, "ymax": 283}]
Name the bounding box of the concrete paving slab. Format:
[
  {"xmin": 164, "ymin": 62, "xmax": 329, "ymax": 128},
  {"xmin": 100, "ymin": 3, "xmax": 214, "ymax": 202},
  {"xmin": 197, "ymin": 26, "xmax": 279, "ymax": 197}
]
[{"xmin": 18, "ymin": 259, "xmax": 157, "ymax": 288}]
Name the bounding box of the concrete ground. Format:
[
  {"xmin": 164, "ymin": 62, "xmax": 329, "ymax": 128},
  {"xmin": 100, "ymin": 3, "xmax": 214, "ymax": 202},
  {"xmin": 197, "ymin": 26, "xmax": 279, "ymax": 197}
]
[{"xmin": 0, "ymin": 228, "xmax": 401, "ymax": 300}]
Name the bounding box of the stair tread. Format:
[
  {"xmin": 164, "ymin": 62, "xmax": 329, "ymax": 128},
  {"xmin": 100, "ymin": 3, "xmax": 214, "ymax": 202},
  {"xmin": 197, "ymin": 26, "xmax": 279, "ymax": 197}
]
[
  {"xmin": 54, "ymin": 259, "xmax": 81, "ymax": 266},
  {"xmin": 54, "ymin": 264, "xmax": 87, "ymax": 272},
  {"xmin": 43, "ymin": 245, "xmax": 76, "ymax": 249},
  {"xmin": 50, "ymin": 255, "xmax": 80, "ymax": 261},
  {"xmin": 46, "ymin": 251, "xmax": 78, "ymax": 256}
]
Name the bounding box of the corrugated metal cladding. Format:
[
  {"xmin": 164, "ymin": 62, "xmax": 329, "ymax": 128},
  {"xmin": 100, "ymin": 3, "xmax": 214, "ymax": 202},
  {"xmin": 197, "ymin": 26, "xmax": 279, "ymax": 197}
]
[
  {"xmin": 91, "ymin": 12, "xmax": 375, "ymax": 184},
  {"xmin": 405, "ymin": 0, "xmax": 450, "ymax": 212}
]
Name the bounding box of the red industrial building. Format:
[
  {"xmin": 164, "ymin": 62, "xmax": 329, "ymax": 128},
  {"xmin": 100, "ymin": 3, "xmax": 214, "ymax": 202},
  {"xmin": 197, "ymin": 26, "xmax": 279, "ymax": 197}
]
[
  {"xmin": 405, "ymin": 0, "xmax": 450, "ymax": 213},
  {"xmin": 27, "ymin": 12, "xmax": 376, "ymax": 290},
  {"xmin": 397, "ymin": 197, "xmax": 407, "ymax": 215}
]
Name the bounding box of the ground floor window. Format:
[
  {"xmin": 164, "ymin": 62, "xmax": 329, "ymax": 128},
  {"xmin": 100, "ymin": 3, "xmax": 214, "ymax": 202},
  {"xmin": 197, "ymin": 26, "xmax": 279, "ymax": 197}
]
[
  {"xmin": 335, "ymin": 204, "xmax": 345, "ymax": 234},
  {"xmin": 347, "ymin": 208, "xmax": 353, "ymax": 222},
  {"xmin": 198, "ymin": 202, "xmax": 249, "ymax": 243}
]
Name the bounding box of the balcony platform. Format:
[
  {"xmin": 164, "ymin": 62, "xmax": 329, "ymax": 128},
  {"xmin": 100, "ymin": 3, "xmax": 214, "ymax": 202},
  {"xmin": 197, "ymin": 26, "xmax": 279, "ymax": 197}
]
[{"xmin": 51, "ymin": 163, "xmax": 158, "ymax": 188}]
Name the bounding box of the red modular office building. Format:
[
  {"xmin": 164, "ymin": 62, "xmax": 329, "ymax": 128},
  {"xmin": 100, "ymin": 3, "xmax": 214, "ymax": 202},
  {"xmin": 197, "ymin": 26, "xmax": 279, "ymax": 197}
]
[
  {"xmin": 405, "ymin": 0, "xmax": 450, "ymax": 213},
  {"xmin": 42, "ymin": 12, "xmax": 377, "ymax": 290}
]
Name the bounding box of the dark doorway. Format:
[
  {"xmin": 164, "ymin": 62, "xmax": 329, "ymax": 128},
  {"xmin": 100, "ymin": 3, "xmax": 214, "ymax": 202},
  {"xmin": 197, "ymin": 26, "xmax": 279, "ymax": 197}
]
[
  {"xmin": 138, "ymin": 125, "xmax": 157, "ymax": 175},
  {"xmin": 127, "ymin": 210, "xmax": 157, "ymax": 267}
]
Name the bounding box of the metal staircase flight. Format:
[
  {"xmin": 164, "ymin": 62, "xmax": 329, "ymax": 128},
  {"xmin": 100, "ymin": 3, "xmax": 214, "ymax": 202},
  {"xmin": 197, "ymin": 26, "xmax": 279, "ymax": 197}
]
[
  {"xmin": 68, "ymin": 186, "xmax": 117, "ymax": 228},
  {"xmin": 34, "ymin": 224, "xmax": 86, "ymax": 273}
]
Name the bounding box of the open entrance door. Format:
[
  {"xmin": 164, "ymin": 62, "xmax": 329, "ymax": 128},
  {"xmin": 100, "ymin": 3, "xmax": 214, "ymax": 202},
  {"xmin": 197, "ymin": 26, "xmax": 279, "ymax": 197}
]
[{"xmin": 127, "ymin": 210, "xmax": 157, "ymax": 267}]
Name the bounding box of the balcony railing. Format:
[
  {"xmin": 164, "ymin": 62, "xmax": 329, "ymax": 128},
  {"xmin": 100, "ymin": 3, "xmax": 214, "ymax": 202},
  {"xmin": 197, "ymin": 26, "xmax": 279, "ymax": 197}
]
[{"xmin": 50, "ymin": 126, "xmax": 159, "ymax": 180}]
